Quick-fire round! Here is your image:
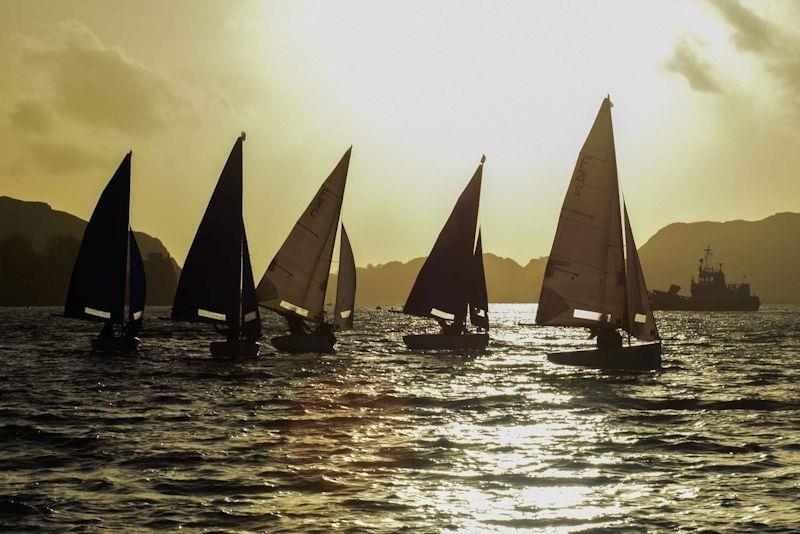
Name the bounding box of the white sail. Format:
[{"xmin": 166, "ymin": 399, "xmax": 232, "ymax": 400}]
[
  {"xmin": 257, "ymin": 148, "xmax": 351, "ymax": 323},
  {"xmin": 334, "ymin": 225, "xmax": 356, "ymax": 331},
  {"xmin": 623, "ymin": 203, "xmax": 659, "ymax": 341},
  {"xmin": 536, "ymin": 97, "xmax": 626, "ymax": 328}
]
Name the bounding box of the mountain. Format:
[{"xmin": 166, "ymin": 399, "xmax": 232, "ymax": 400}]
[
  {"xmin": 326, "ymin": 212, "xmax": 799, "ymax": 306},
  {"xmin": 0, "ymin": 196, "xmax": 179, "ymax": 305},
  {"xmin": 638, "ymin": 212, "xmax": 800, "ymax": 304}
]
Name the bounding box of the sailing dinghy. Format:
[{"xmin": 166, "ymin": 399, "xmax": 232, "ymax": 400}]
[
  {"xmin": 256, "ymin": 148, "xmax": 353, "ymax": 353},
  {"xmin": 64, "ymin": 152, "xmax": 146, "ymax": 352},
  {"xmin": 171, "ymin": 134, "xmax": 262, "ymax": 358},
  {"xmin": 402, "ymin": 157, "xmax": 489, "ymax": 350},
  {"xmin": 536, "ymin": 97, "xmax": 661, "ymax": 370}
]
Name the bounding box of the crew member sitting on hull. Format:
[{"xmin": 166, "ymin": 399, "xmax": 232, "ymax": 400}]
[
  {"xmin": 314, "ymin": 321, "xmax": 336, "ymax": 346},
  {"xmin": 287, "ymin": 315, "xmax": 309, "ymax": 336},
  {"xmin": 589, "ymin": 325, "xmax": 623, "ymax": 350},
  {"xmin": 436, "ymin": 318, "xmax": 466, "ymax": 335},
  {"xmin": 97, "ymin": 321, "xmax": 114, "ymax": 340}
]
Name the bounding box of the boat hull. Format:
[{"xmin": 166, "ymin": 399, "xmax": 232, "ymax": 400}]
[
  {"xmin": 547, "ymin": 342, "xmax": 662, "ymax": 370},
  {"xmin": 271, "ymin": 334, "xmax": 335, "ymax": 354},
  {"xmin": 403, "ymin": 333, "xmax": 489, "ymax": 350},
  {"xmin": 91, "ymin": 336, "xmax": 140, "ymax": 352},
  {"xmin": 210, "ymin": 340, "xmax": 261, "ymax": 358},
  {"xmin": 649, "ymin": 290, "xmax": 760, "ymax": 311}
]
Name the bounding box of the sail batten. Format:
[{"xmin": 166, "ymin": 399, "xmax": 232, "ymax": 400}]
[
  {"xmin": 403, "ymin": 159, "xmax": 484, "ymax": 324},
  {"xmin": 257, "ymin": 148, "xmax": 351, "ymax": 323},
  {"xmin": 536, "ymin": 98, "xmax": 626, "ymax": 329},
  {"xmin": 334, "ymin": 225, "xmax": 356, "ymax": 331},
  {"xmin": 65, "ymin": 153, "xmax": 131, "ymax": 324}
]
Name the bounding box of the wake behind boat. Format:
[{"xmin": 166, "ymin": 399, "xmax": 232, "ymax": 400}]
[
  {"xmin": 536, "ymin": 97, "xmax": 662, "ymax": 370},
  {"xmin": 402, "ymin": 156, "xmax": 489, "ymax": 351},
  {"xmin": 256, "ymin": 149, "xmax": 355, "ymax": 353},
  {"xmin": 64, "ymin": 152, "xmax": 146, "ymax": 352},
  {"xmin": 171, "ymin": 134, "xmax": 261, "ymax": 358}
]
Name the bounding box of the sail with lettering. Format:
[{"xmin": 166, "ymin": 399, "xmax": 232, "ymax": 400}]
[
  {"xmin": 334, "ymin": 225, "xmax": 356, "ymax": 331},
  {"xmin": 65, "ymin": 153, "xmax": 131, "ymax": 323},
  {"xmin": 623, "ymin": 204, "xmax": 659, "ymax": 342},
  {"xmin": 257, "ymin": 148, "xmax": 351, "ymax": 323},
  {"xmin": 536, "ymin": 97, "xmax": 625, "ymax": 329},
  {"xmin": 469, "ymin": 229, "xmax": 489, "ymax": 330},
  {"xmin": 403, "ymin": 158, "xmax": 484, "ymax": 323},
  {"xmin": 171, "ymin": 136, "xmax": 244, "ymax": 329}
]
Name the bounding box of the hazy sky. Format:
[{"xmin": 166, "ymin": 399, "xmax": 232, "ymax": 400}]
[{"xmin": 1, "ymin": 0, "xmax": 798, "ymax": 268}]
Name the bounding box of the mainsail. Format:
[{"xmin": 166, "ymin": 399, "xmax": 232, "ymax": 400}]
[
  {"xmin": 256, "ymin": 148, "xmax": 351, "ymax": 323},
  {"xmin": 65, "ymin": 153, "xmax": 131, "ymax": 323},
  {"xmin": 171, "ymin": 136, "xmax": 244, "ymax": 329},
  {"xmin": 127, "ymin": 230, "xmax": 146, "ymax": 335},
  {"xmin": 536, "ymin": 97, "xmax": 626, "ymax": 329},
  {"xmin": 403, "ymin": 157, "xmax": 484, "ymax": 324},
  {"xmin": 469, "ymin": 229, "xmax": 489, "ymax": 330},
  {"xmin": 334, "ymin": 225, "xmax": 356, "ymax": 331},
  {"xmin": 623, "ymin": 204, "xmax": 659, "ymax": 341}
]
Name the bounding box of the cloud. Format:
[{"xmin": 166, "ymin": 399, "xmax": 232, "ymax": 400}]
[
  {"xmin": 709, "ymin": 0, "xmax": 775, "ymax": 53},
  {"xmin": 8, "ymin": 100, "xmax": 53, "ymax": 134},
  {"xmin": 665, "ymin": 38, "xmax": 722, "ymax": 93},
  {"xmin": 19, "ymin": 140, "xmax": 104, "ymax": 174},
  {"xmin": 18, "ymin": 20, "xmax": 187, "ymax": 135},
  {"xmin": 708, "ymin": 0, "xmax": 800, "ymax": 111}
]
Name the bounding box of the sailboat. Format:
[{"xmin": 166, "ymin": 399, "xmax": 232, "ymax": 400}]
[
  {"xmin": 536, "ymin": 97, "xmax": 661, "ymax": 370},
  {"xmin": 64, "ymin": 152, "xmax": 146, "ymax": 352},
  {"xmin": 256, "ymin": 148, "xmax": 352, "ymax": 353},
  {"xmin": 402, "ymin": 156, "xmax": 489, "ymax": 350},
  {"xmin": 171, "ymin": 134, "xmax": 261, "ymax": 358}
]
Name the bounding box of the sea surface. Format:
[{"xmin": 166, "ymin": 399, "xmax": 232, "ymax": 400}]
[{"xmin": 0, "ymin": 305, "xmax": 798, "ymax": 532}]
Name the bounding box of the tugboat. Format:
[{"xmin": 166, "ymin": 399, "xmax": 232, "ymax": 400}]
[{"xmin": 649, "ymin": 247, "xmax": 760, "ymax": 311}]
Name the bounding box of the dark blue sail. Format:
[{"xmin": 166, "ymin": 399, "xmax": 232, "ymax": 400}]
[
  {"xmin": 469, "ymin": 230, "xmax": 489, "ymax": 330},
  {"xmin": 64, "ymin": 153, "xmax": 130, "ymax": 323},
  {"xmin": 126, "ymin": 230, "xmax": 146, "ymax": 336},
  {"xmin": 403, "ymin": 158, "xmax": 484, "ymax": 324},
  {"xmin": 241, "ymin": 228, "xmax": 261, "ymax": 340},
  {"xmin": 171, "ymin": 136, "xmax": 244, "ymax": 329}
]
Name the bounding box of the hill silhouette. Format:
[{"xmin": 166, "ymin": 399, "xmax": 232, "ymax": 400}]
[
  {"xmin": 327, "ymin": 212, "xmax": 799, "ymax": 306},
  {"xmin": 638, "ymin": 212, "xmax": 800, "ymax": 304},
  {"xmin": 0, "ymin": 196, "xmax": 179, "ymax": 305}
]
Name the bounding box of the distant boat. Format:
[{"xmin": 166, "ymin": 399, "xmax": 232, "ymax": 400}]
[
  {"xmin": 256, "ymin": 148, "xmax": 353, "ymax": 353},
  {"xmin": 649, "ymin": 246, "xmax": 760, "ymax": 311},
  {"xmin": 536, "ymin": 97, "xmax": 661, "ymax": 370},
  {"xmin": 64, "ymin": 152, "xmax": 146, "ymax": 352},
  {"xmin": 171, "ymin": 134, "xmax": 261, "ymax": 358},
  {"xmin": 402, "ymin": 156, "xmax": 489, "ymax": 350}
]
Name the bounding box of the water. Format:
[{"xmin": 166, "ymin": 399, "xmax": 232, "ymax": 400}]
[{"xmin": 1, "ymin": 305, "xmax": 799, "ymax": 532}]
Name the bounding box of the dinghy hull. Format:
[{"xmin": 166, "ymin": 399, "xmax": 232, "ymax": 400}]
[
  {"xmin": 547, "ymin": 342, "xmax": 661, "ymax": 370},
  {"xmin": 271, "ymin": 334, "xmax": 335, "ymax": 354},
  {"xmin": 210, "ymin": 340, "xmax": 261, "ymax": 358},
  {"xmin": 403, "ymin": 333, "xmax": 489, "ymax": 350},
  {"xmin": 91, "ymin": 335, "xmax": 140, "ymax": 352}
]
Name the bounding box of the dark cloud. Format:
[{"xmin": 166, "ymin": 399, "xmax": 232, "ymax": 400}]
[
  {"xmin": 665, "ymin": 38, "xmax": 722, "ymax": 93},
  {"xmin": 21, "ymin": 21, "xmax": 186, "ymax": 134},
  {"xmin": 709, "ymin": 1, "xmax": 800, "ymax": 113},
  {"xmin": 8, "ymin": 100, "xmax": 53, "ymax": 134},
  {"xmin": 709, "ymin": 0, "xmax": 775, "ymax": 53},
  {"xmin": 26, "ymin": 140, "xmax": 104, "ymax": 173}
]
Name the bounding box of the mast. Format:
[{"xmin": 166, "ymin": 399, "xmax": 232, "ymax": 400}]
[{"xmin": 403, "ymin": 156, "xmax": 484, "ymax": 325}]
